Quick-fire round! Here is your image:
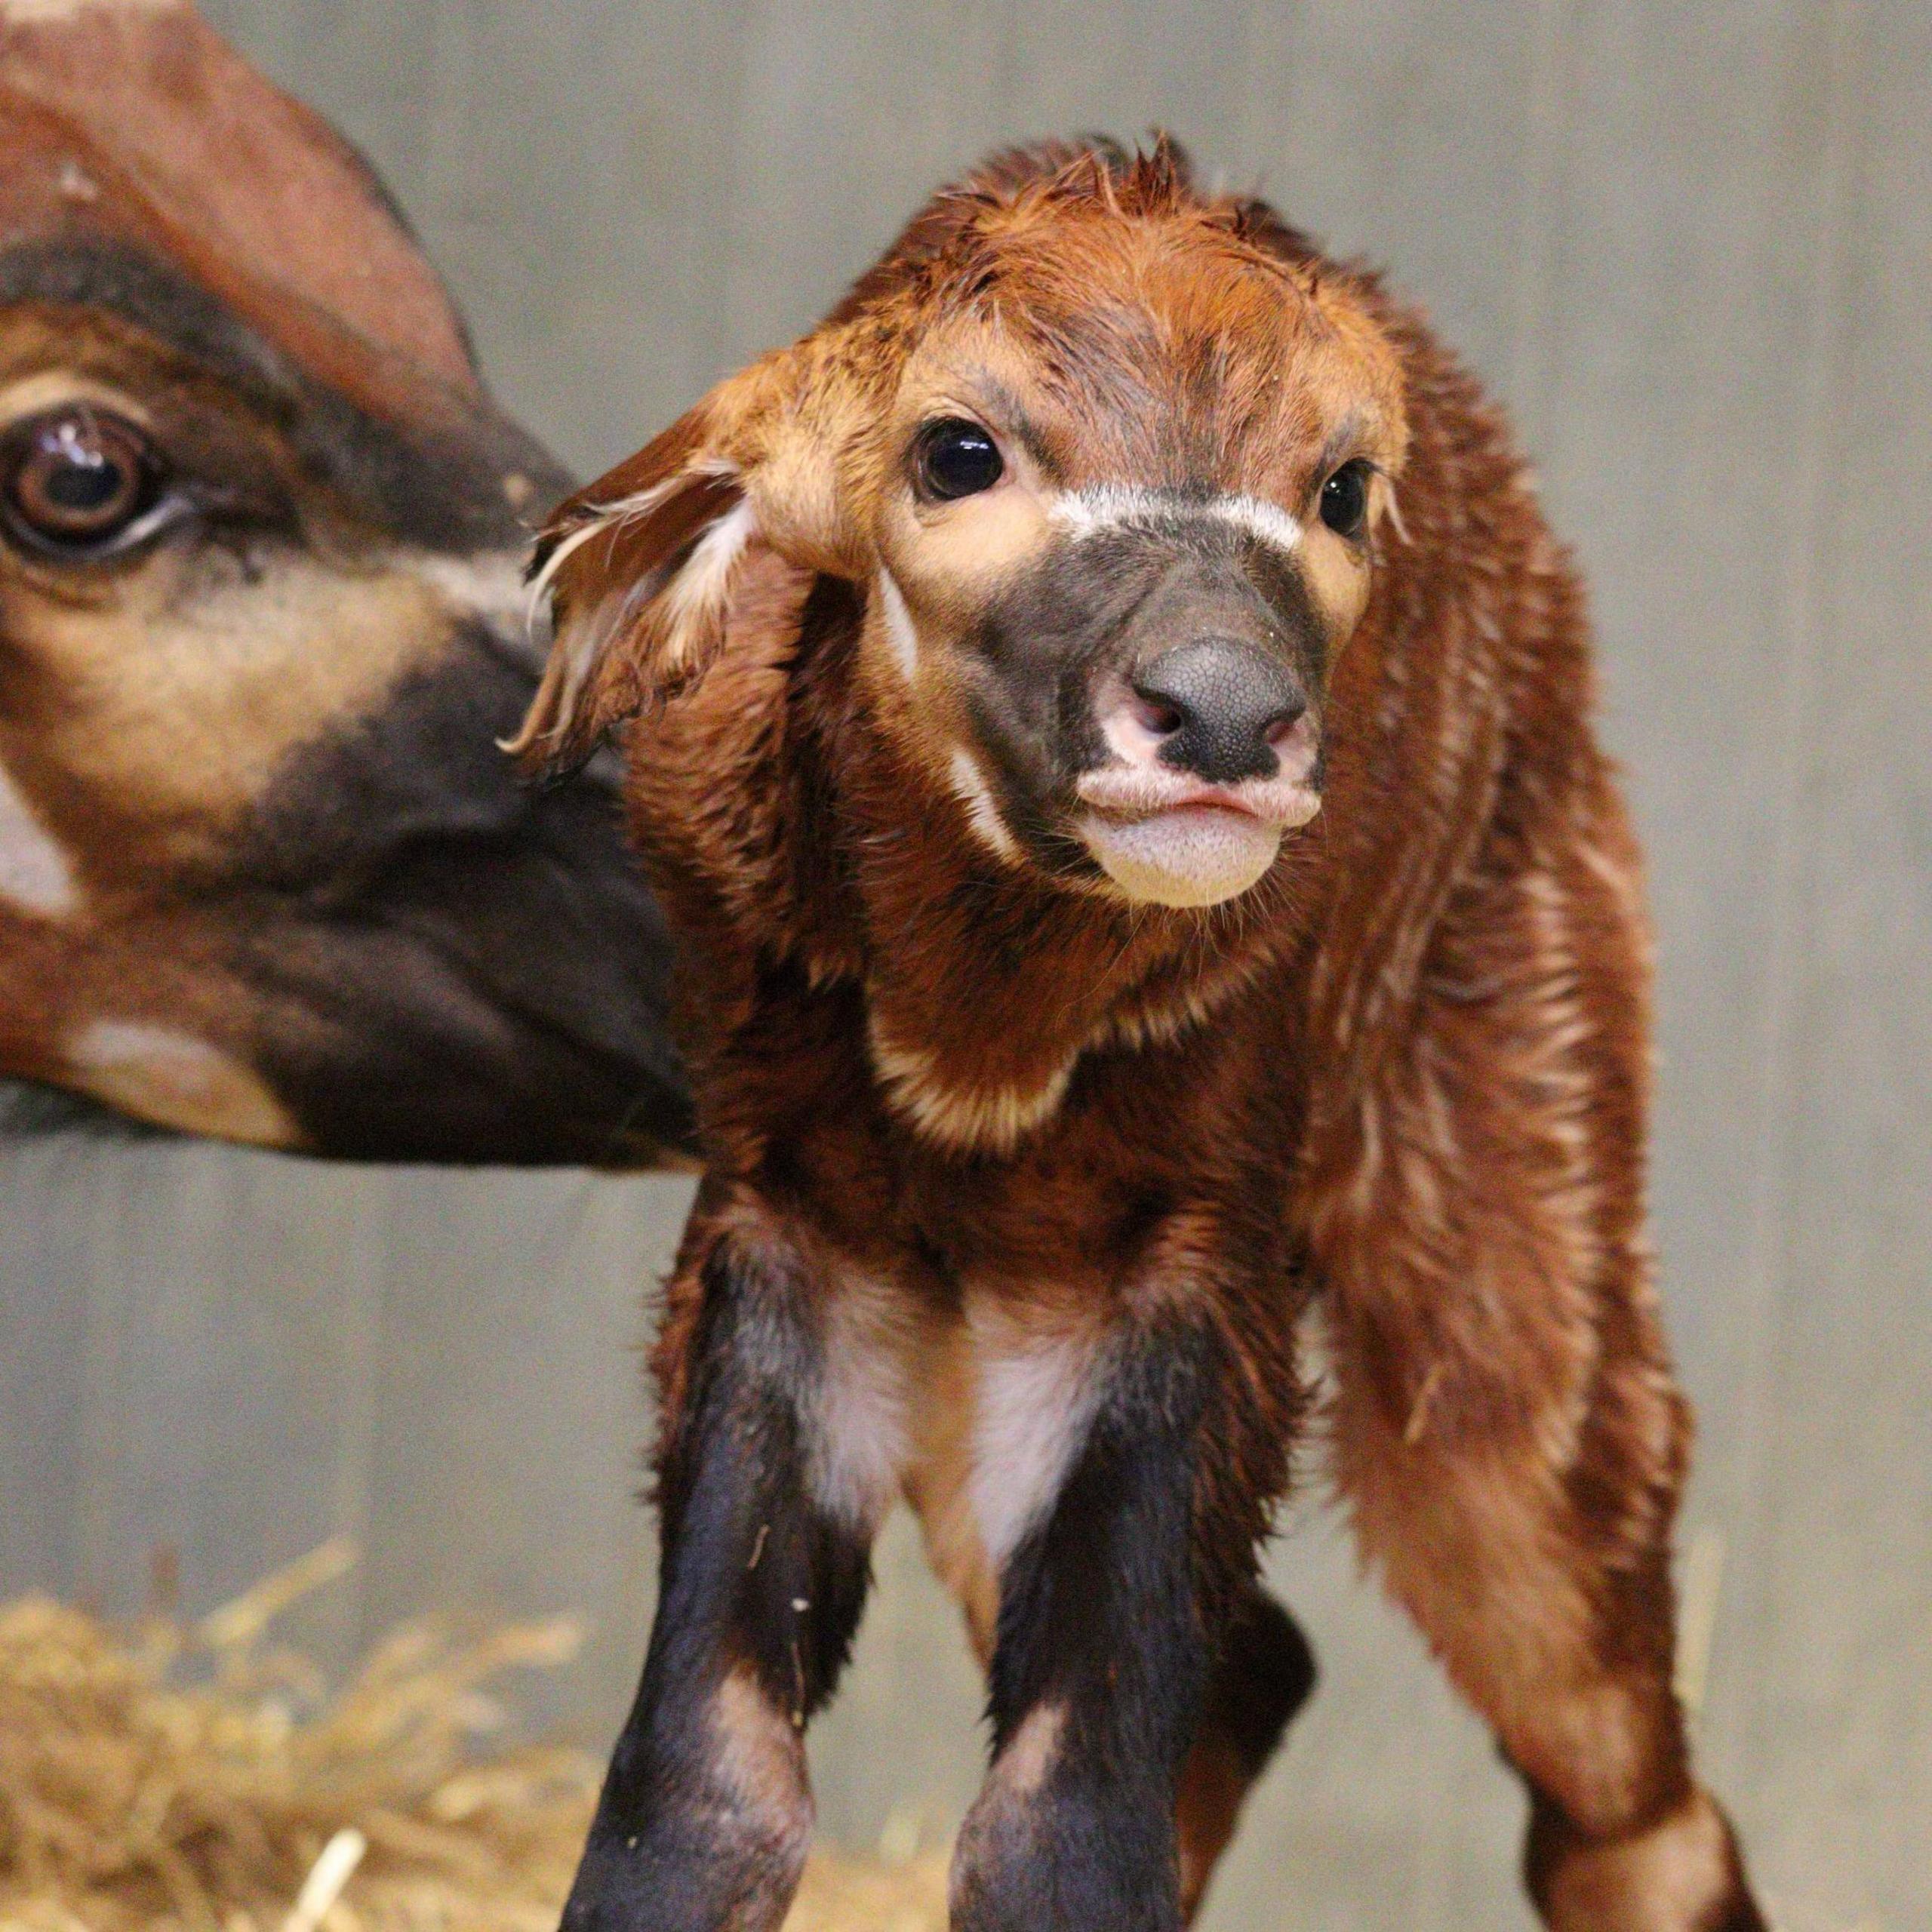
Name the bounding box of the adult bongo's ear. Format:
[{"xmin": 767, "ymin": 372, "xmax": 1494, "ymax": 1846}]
[{"xmin": 506, "ymin": 336, "xmax": 864, "ymax": 777}]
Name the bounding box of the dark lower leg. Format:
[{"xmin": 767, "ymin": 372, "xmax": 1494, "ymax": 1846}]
[
  {"xmin": 1176, "ymin": 1586, "xmax": 1316, "ymax": 1922},
  {"xmin": 561, "ymin": 1230, "xmax": 871, "ymax": 1932},
  {"xmin": 951, "ymin": 1324, "xmax": 1255, "ymax": 1932}
]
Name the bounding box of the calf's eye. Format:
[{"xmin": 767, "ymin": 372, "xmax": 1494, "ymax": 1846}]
[
  {"xmin": 915, "ymin": 418, "xmax": 1004, "ymax": 501},
  {"xmin": 1319, "ymin": 458, "xmax": 1372, "ymax": 540},
  {"xmin": 0, "ymin": 408, "xmax": 171, "ymax": 560}
]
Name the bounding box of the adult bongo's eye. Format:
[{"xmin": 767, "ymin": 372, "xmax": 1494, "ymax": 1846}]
[
  {"xmin": 0, "ymin": 407, "xmax": 174, "ymax": 560},
  {"xmin": 915, "ymin": 418, "xmax": 1004, "ymax": 501},
  {"xmin": 1318, "ymin": 458, "xmax": 1373, "ymax": 540}
]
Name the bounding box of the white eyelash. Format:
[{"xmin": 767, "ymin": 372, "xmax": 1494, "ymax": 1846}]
[{"xmin": 949, "ymin": 746, "xmax": 1021, "ymax": 861}]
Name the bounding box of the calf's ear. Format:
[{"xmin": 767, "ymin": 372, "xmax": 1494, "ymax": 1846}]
[{"xmin": 506, "ymin": 334, "xmax": 866, "ymax": 776}]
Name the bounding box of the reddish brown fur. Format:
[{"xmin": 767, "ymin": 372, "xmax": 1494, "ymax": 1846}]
[
  {"xmin": 530, "ymin": 140, "xmax": 1764, "ymax": 1931},
  {"xmin": 0, "ymin": 0, "xmax": 692, "ymax": 1161}
]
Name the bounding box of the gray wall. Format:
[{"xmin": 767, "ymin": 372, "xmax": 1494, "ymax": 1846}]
[{"xmin": 4, "ymin": 3, "xmax": 1927, "ymax": 1927}]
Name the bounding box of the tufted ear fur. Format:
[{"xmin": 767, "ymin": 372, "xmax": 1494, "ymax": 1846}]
[{"xmin": 507, "ymin": 335, "xmax": 868, "ymax": 776}]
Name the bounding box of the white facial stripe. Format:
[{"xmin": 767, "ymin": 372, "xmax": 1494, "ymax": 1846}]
[
  {"xmin": 877, "ymin": 567, "xmax": 920, "ymax": 679},
  {"xmin": 0, "ymin": 757, "xmax": 78, "ymax": 917},
  {"xmin": 968, "ymin": 1313, "xmax": 1103, "ymax": 1569},
  {"xmin": 948, "ymin": 746, "xmax": 1020, "ymax": 861},
  {"xmin": 0, "ymin": 371, "xmax": 156, "ymax": 432},
  {"xmin": 66, "ymin": 1020, "xmax": 297, "ymax": 1145},
  {"xmin": 1049, "ymin": 485, "xmax": 1302, "ymax": 558}
]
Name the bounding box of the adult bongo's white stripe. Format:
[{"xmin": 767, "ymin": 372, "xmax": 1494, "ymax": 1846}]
[{"xmin": 0, "ymin": 757, "xmax": 77, "ymax": 917}]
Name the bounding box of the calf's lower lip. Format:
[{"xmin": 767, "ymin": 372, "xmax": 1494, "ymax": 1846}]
[{"xmin": 1078, "ymin": 801, "xmax": 1287, "ymax": 909}]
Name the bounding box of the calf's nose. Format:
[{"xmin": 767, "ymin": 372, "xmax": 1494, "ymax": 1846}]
[{"xmin": 1132, "ymin": 638, "xmax": 1306, "ymax": 785}]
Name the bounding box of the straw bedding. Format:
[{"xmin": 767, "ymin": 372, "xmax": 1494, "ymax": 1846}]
[{"xmin": 0, "ymin": 1543, "xmax": 946, "ymax": 1932}]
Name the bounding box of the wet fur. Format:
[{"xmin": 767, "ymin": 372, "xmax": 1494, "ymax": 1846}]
[{"xmin": 532, "ymin": 140, "xmax": 1764, "ymax": 1931}]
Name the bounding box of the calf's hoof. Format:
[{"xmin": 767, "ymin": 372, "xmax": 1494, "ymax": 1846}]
[
  {"xmin": 950, "ymin": 1766, "xmax": 1183, "ymax": 1932},
  {"xmin": 1527, "ymin": 1787, "xmax": 1767, "ymax": 1932},
  {"xmin": 557, "ymin": 1805, "xmax": 808, "ymax": 1932}
]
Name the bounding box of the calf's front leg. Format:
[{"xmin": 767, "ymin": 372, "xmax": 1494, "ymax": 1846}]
[
  {"xmin": 561, "ymin": 1203, "xmax": 874, "ymax": 1932},
  {"xmin": 950, "ymin": 1317, "xmax": 1263, "ymax": 1932}
]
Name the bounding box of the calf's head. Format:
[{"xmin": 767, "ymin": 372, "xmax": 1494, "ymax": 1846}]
[
  {"xmin": 0, "ymin": 0, "xmax": 690, "ymax": 1161},
  {"xmin": 520, "ymin": 140, "xmax": 1407, "ymax": 912}
]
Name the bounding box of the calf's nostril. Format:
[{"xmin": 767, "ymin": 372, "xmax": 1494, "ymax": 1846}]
[
  {"xmin": 1130, "ymin": 688, "xmax": 1186, "ymax": 737},
  {"xmin": 1265, "ymin": 708, "xmax": 1309, "ymax": 749}
]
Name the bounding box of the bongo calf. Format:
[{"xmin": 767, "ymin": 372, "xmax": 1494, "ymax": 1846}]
[{"xmin": 515, "ymin": 138, "xmax": 1765, "ymax": 1932}]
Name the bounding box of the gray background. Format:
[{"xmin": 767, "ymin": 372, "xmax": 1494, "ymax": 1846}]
[{"xmin": 3, "ymin": 2, "xmax": 1927, "ymax": 1927}]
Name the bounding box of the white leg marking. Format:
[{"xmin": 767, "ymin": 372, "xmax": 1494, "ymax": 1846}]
[
  {"xmin": 991, "ymin": 1700, "xmax": 1064, "ymax": 1798},
  {"xmin": 808, "ymin": 1276, "xmax": 914, "ymax": 1533},
  {"xmin": 710, "ymin": 1664, "xmax": 814, "ymax": 1847},
  {"xmin": 968, "ymin": 1303, "xmax": 1104, "ymax": 1570},
  {"xmin": 0, "ymin": 757, "xmax": 78, "ymax": 917}
]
